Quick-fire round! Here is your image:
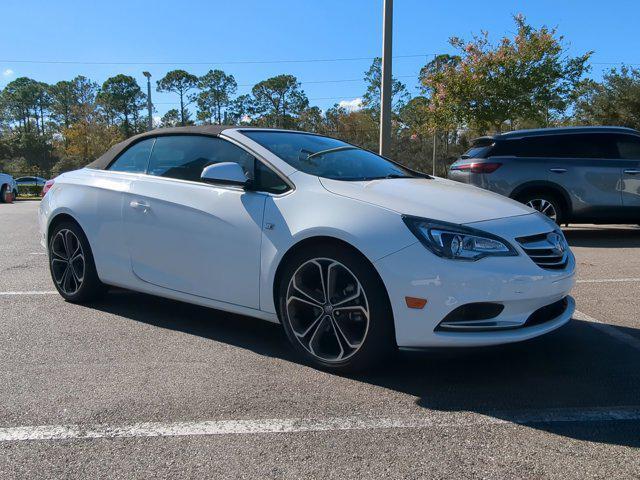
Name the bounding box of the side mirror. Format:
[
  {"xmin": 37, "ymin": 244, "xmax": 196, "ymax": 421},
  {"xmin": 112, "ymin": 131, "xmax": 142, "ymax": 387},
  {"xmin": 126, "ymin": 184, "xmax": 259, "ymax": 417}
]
[{"xmin": 201, "ymin": 162, "xmax": 249, "ymax": 187}]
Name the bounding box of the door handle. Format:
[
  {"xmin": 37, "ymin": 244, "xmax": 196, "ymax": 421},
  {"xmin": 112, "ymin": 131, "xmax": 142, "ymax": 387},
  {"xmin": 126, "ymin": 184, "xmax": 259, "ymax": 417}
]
[
  {"xmin": 623, "ymin": 169, "xmax": 640, "ymax": 175},
  {"xmin": 130, "ymin": 200, "xmax": 151, "ymax": 211},
  {"xmin": 549, "ymin": 168, "xmax": 567, "ymax": 174}
]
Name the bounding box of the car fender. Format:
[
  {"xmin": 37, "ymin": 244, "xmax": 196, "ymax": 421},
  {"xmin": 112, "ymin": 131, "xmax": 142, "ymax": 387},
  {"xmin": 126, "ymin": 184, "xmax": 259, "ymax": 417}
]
[{"xmin": 258, "ymin": 174, "xmax": 418, "ymax": 314}]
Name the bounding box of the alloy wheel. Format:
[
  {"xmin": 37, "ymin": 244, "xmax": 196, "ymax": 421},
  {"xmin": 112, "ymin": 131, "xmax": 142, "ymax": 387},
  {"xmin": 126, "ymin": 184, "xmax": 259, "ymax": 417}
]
[
  {"xmin": 50, "ymin": 229, "xmax": 85, "ymax": 295},
  {"xmin": 526, "ymin": 198, "xmax": 557, "ymax": 222},
  {"xmin": 285, "ymin": 258, "xmax": 370, "ymax": 362}
]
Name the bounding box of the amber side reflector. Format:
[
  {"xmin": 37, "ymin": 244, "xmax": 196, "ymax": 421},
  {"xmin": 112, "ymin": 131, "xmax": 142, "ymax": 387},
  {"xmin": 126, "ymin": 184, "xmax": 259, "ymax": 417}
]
[{"xmin": 405, "ymin": 297, "xmax": 427, "ymax": 309}]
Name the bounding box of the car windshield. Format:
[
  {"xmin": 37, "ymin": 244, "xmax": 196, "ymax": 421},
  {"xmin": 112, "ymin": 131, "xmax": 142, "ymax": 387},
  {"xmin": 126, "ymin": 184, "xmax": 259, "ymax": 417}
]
[{"xmin": 242, "ymin": 130, "xmax": 418, "ymax": 181}]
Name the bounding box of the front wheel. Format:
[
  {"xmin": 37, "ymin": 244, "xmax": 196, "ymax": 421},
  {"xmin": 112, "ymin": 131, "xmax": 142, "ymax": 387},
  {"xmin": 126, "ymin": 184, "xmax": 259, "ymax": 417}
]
[
  {"xmin": 48, "ymin": 221, "xmax": 106, "ymax": 303},
  {"xmin": 278, "ymin": 244, "xmax": 395, "ymax": 372}
]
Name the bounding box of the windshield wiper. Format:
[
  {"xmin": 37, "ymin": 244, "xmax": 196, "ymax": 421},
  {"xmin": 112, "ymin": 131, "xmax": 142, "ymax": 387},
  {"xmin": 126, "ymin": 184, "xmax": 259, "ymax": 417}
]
[
  {"xmin": 306, "ymin": 145, "xmax": 359, "ymax": 159},
  {"xmin": 383, "ymin": 173, "xmax": 411, "ymax": 179}
]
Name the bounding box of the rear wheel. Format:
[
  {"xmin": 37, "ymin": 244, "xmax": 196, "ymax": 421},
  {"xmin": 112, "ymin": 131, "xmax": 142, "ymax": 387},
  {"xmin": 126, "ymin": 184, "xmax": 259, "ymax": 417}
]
[
  {"xmin": 278, "ymin": 243, "xmax": 395, "ymax": 372},
  {"xmin": 0, "ymin": 185, "xmax": 6, "ymax": 203},
  {"xmin": 518, "ymin": 192, "xmax": 564, "ymax": 225},
  {"xmin": 48, "ymin": 221, "xmax": 106, "ymax": 303}
]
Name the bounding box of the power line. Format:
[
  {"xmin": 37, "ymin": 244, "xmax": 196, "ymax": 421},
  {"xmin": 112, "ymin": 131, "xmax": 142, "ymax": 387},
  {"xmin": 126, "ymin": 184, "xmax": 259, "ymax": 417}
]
[
  {"xmin": 236, "ymin": 74, "xmax": 416, "ymax": 87},
  {"xmin": 0, "ymin": 54, "xmax": 434, "ymax": 66},
  {"xmin": 592, "ymin": 62, "xmax": 640, "ymax": 66},
  {"xmin": 154, "ymin": 95, "xmax": 367, "ymax": 106}
]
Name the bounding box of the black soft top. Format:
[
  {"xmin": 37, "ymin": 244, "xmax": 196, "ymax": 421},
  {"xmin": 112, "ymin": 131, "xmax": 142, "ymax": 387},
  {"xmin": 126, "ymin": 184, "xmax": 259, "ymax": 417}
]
[{"xmin": 86, "ymin": 125, "xmax": 236, "ymax": 170}]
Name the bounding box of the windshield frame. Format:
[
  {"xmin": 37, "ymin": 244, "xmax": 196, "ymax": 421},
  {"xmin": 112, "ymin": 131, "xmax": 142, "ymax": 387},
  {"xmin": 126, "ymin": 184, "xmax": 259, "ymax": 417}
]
[{"xmin": 239, "ymin": 129, "xmax": 430, "ymax": 182}]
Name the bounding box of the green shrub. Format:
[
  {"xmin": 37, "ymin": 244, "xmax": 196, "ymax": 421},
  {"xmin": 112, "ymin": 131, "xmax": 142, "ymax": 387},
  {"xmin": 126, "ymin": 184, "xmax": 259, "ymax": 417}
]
[{"xmin": 16, "ymin": 184, "xmax": 42, "ymax": 197}]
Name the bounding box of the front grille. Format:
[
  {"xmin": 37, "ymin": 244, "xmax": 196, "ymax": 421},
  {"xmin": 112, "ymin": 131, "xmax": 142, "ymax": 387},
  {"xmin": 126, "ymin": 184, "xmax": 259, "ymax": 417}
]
[{"xmin": 516, "ymin": 232, "xmax": 569, "ymax": 270}]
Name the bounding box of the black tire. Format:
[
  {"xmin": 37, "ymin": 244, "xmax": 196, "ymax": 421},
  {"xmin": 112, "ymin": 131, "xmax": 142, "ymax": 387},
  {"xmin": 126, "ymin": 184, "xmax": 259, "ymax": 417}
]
[
  {"xmin": 517, "ymin": 191, "xmax": 564, "ymax": 225},
  {"xmin": 0, "ymin": 184, "xmax": 6, "ymax": 203},
  {"xmin": 48, "ymin": 221, "xmax": 106, "ymax": 303},
  {"xmin": 277, "ymin": 242, "xmax": 395, "ymax": 372}
]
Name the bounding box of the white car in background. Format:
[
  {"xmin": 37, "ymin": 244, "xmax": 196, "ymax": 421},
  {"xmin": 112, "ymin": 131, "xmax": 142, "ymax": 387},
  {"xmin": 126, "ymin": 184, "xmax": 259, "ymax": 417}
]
[
  {"xmin": 38, "ymin": 126, "xmax": 576, "ymax": 371},
  {"xmin": 0, "ymin": 172, "xmax": 18, "ymax": 203}
]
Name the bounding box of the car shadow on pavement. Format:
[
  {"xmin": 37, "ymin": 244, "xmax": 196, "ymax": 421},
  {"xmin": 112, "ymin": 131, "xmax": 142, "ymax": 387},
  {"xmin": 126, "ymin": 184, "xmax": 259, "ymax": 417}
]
[
  {"xmin": 88, "ymin": 289, "xmax": 640, "ymax": 448},
  {"xmin": 564, "ymin": 225, "xmax": 640, "ymax": 248},
  {"xmin": 354, "ymin": 320, "xmax": 640, "ymax": 448}
]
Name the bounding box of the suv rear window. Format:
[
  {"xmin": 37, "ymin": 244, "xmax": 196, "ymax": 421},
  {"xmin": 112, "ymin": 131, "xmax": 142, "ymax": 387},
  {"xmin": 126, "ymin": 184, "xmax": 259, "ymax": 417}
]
[{"xmin": 461, "ymin": 146, "xmax": 491, "ymax": 159}]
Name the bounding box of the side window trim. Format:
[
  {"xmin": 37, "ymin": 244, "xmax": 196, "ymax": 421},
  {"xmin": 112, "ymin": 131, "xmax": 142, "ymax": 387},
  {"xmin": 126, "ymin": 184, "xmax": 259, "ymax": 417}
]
[{"xmin": 144, "ymin": 137, "xmax": 157, "ymax": 174}]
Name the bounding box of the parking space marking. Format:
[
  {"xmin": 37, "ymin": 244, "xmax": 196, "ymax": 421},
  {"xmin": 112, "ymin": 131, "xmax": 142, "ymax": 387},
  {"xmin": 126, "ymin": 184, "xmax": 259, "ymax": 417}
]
[
  {"xmin": 0, "ymin": 291, "xmax": 57, "ymax": 296},
  {"xmin": 574, "ymin": 310, "xmax": 640, "ymax": 351},
  {"xmin": 1, "ymin": 407, "xmax": 639, "ymax": 443},
  {"xmin": 576, "ymin": 278, "xmax": 640, "ymax": 284}
]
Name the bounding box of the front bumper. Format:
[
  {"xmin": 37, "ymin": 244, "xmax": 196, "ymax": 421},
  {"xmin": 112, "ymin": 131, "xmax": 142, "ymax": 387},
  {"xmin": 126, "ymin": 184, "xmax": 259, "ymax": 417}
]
[{"xmin": 374, "ymin": 216, "xmax": 576, "ymax": 348}]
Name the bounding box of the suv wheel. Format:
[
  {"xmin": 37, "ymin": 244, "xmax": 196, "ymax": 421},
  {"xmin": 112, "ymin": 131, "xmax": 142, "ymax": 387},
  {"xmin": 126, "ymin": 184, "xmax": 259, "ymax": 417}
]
[
  {"xmin": 278, "ymin": 244, "xmax": 394, "ymax": 372},
  {"xmin": 519, "ymin": 193, "xmax": 564, "ymax": 225}
]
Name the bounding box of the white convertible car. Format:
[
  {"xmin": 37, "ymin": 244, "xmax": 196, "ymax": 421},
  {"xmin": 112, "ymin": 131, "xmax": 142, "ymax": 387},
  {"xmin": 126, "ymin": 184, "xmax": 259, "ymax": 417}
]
[{"xmin": 39, "ymin": 126, "xmax": 576, "ymax": 370}]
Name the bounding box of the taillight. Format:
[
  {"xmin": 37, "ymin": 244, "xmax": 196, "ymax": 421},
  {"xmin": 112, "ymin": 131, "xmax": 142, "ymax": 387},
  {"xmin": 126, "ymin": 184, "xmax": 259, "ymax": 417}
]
[
  {"xmin": 42, "ymin": 179, "xmax": 54, "ymax": 196},
  {"xmin": 450, "ymin": 162, "xmax": 502, "ymax": 174}
]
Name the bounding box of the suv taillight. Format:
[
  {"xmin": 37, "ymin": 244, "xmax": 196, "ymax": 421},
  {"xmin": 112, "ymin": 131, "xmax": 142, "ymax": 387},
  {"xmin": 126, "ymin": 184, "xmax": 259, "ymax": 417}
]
[
  {"xmin": 42, "ymin": 179, "xmax": 54, "ymax": 197},
  {"xmin": 450, "ymin": 162, "xmax": 502, "ymax": 174}
]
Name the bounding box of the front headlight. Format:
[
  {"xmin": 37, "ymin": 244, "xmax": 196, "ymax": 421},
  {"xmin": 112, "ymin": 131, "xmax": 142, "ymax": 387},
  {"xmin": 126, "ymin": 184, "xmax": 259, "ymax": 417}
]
[{"xmin": 402, "ymin": 216, "xmax": 518, "ymax": 261}]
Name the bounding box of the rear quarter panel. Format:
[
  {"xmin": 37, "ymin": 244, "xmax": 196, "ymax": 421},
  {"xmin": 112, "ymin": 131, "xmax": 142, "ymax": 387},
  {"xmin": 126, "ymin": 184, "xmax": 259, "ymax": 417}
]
[
  {"xmin": 41, "ymin": 169, "xmax": 136, "ymax": 285},
  {"xmin": 477, "ymin": 156, "xmax": 550, "ymax": 197}
]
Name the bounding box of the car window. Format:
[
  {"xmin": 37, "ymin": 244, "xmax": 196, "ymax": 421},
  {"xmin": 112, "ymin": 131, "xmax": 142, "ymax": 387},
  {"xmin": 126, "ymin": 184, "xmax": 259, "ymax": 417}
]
[
  {"xmin": 615, "ymin": 135, "xmax": 640, "ymax": 159},
  {"xmin": 505, "ymin": 134, "xmax": 617, "ymax": 159},
  {"xmin": 253, "ymin": 160, "xmax": 290, "ymax": 193},
  {"xmin": 243, "ymin": 131, "xmax": 416, "ymax": 181},
  {"xmin": 147, "ymin": 135, "xmax": 256, "ymax": 183},
  {"xmin": 461, "ymin": 146, "xmax": 492, "ymax": 159},
  {"xmin": 108, "ymin": 138, "xmax": 155, "ymax": 173}
]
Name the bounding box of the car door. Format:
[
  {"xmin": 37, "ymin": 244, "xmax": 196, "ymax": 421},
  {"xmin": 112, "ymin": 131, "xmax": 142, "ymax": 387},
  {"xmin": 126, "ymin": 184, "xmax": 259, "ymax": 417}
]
[
  {"xmin": 123, "ymin": 134, "xmax": 266, "ymax": 309},
  {"xmin": 615, "ymin": 134, "xmax": 640, "ymax": 213},
  {"xmin": 527, "ymin": 133, "xmax": 623, "ymax": 219}
]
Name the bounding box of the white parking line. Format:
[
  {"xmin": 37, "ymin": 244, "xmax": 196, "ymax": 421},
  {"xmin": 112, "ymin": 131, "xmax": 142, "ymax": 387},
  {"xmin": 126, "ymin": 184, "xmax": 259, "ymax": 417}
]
[
  {"xmin": 0, "ymin": 291, "xmax": 57, "ymax": 296},
  {"xmin": 574, "ymin": 310, "xmax": 640, "ymax": 351},
  {"xmin": 1, "ymin": 407, "xmax": 639, "ymax": 443},
  {"xmin": 576, "ymin": 278, "xmax": 640, "ymax": 284}
]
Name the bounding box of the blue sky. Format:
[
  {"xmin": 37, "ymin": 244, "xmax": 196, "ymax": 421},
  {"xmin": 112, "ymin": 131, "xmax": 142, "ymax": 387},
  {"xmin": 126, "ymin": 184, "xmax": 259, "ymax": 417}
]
[{"xmin": 2, "ymin": 0, "xmax": 639, "ymax": 118}]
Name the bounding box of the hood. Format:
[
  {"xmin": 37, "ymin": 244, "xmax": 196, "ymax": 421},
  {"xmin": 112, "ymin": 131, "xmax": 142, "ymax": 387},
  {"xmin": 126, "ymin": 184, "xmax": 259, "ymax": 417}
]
[{"xmin": 319, "ymin": 176, "xmax": 533, "ymax": 224}]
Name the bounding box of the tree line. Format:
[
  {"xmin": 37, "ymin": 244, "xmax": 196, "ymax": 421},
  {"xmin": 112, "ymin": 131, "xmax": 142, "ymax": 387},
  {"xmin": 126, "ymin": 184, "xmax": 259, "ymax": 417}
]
[{"xmin": 2, "ymin": 15, "xmax": 640, "ymax": 179}]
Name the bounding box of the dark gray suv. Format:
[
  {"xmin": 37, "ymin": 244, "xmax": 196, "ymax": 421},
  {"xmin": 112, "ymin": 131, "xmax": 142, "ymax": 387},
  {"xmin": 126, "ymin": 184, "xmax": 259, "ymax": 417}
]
[{"xmin": 448, "ymin": 126, "xmax": 640, "ymax": 225}]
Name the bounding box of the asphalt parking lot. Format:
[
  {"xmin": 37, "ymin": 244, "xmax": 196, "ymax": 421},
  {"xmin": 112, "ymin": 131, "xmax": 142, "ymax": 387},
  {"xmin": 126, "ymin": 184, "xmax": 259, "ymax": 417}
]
[{"xmin": 1, "ymin": 200, "xmax": 639, "ymax": 479}]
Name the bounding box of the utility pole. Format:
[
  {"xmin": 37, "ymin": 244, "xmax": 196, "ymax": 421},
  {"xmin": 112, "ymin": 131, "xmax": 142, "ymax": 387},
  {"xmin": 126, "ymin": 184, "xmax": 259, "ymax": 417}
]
[
  {"xmin": 143, "ymin": 71, "xmax": 153, "ymax": 131},
  {"xmin": 431, "ymin": 54, "xmax": 438, "ymax": 176},
  {"xmin": 379, "ymin": 0, "xmax": 393, "ymax": 157},
  {"xmin": 432, "ymin": 131, "xmax": 437, "ymax": 176}
]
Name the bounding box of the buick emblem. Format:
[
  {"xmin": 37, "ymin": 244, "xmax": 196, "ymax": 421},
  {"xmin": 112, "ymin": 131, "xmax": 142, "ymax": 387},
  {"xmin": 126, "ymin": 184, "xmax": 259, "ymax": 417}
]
[{"xmin": 546, "ymin": 232, "xmax": 565, "ymax": 254}]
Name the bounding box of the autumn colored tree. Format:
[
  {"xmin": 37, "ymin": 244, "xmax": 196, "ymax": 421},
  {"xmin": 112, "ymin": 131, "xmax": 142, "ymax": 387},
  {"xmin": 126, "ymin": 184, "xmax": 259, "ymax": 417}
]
[{"xmin": 420, "ymin": 15, "xmax": 591, "ymax": 133}]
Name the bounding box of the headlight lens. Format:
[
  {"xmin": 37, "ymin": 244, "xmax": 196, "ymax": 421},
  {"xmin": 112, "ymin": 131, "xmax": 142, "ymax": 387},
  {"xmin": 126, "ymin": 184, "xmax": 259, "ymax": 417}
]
[{"xmin": 402, "ymin": 216, "xmax": 518, "ymax": 260}]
